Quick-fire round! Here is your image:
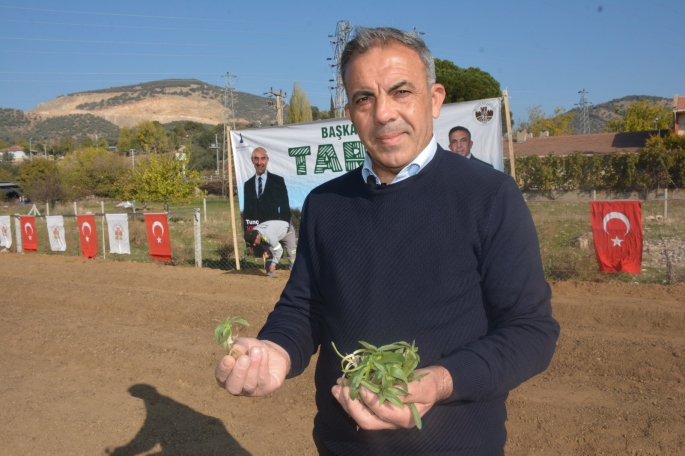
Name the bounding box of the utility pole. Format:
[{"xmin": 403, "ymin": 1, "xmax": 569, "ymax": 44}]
[
  {"xmin": 327, "ymin": 20, "xmax": 352, "ymax": 118},
  {"xmin": 410, "ymin": 26, "xmax": 425, "ymax": 37},
  {"xmin": 576, "ymin": 89, "xmax": 591, "ymax": 134},
  {"xmin": 29, "ymin": 138, "xmax": 33, "ymax": 161},
  {"xmin": 209, "ymin": 137, "xmax": 219, "ymax": 176},
  {"xmin": 265, "ymin": 87, "xmax": 286, "ymax": 126},
  {"xmin": 223, "ymin": 72, "xmax": 238, "ymax": 183}
]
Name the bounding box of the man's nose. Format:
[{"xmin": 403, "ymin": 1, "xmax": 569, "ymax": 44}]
[{"xmin": 373, "ymin": 95, "xmax": 396, "ymax": 125}]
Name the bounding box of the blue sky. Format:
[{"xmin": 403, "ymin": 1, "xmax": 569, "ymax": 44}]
[{"xmin": 0, "ymin": 0, "xmax": 683, "ymax": 125}]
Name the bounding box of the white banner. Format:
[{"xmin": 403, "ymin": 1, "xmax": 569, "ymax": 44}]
[
  {"xmin": 231, "ymin": 98, "xmax": 502, "ymax": 214},
  {"xmin": 0, "ymin": 215, "xmax": 11, "ymax": 248},
  {"xmin": 45, "ymin": 215, "xmax": 67, "ymax": 252},
  {"xmin": 106, "ymin": 213, "xmax": 130, "ymax": 255}
]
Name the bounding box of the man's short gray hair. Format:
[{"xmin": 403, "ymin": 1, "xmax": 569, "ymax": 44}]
[{"xmin": 340, "ymin": 27, "xmax": 436, "ymax": 90}]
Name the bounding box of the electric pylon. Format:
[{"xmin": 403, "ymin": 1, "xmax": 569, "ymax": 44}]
[
  {"xmin": 576, "ymin": 89, "xmax": 591, "ymax": 134},
  {"xmin": 327, "ymin": 20, "xmax": 352, "ymax": 118}
]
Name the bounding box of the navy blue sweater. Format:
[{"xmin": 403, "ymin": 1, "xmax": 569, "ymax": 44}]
[{"xmin": 259, "ymin": 147, "xmax": 560, "ymax": 455}]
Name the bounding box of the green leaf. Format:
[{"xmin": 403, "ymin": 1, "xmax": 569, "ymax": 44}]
[
  {"xmin": 385, "ymin": 386, "xmax": 410, "ymax": 397},
  {"xmin": 410, "ymin": 403, "xmax": 422, "ymax": 430},
  {"xmin": 386, "ymin": 395, "xmax": 404, "ymax": 408},
  {"xmin": 358, "ymin": 340, "xmax": 377, "ymax": 351},
  {"xmin": 360, "ymin": 380, "xmax": 380, "ymax": 394}
]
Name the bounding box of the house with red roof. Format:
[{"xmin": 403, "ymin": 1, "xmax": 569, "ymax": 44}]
[
  {"xmin": 502, "ymin": 130, "xmax": 661, "ymax": 159},
  {"xmin": 674, "ymin": 94, "xmax": 685, "ymax": 136},
  {"xmin": 0, "ymin": 145, "xmax": 27, "ymax": 161}
]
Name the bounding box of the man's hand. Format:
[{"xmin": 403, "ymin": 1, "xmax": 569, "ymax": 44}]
[
  {"xmin": 331, "ymin": 365, "xmax": 453, "ymax": 430},
  {"xmin": 215, "ymin": 337, "xmax": 291, "ymax": 396}
]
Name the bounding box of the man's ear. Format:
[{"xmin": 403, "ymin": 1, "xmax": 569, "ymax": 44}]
[{"xmin": 431, "ymin": 83, "xmax": 446, "ymax": 119}]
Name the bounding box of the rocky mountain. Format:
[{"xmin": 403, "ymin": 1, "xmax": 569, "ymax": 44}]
[
  {"xmin": 31, "ymin": 79, "xmax": 278, "ymax": 129},
  {"xmin": 566, "ymin": 95, "xmax": 671, "ymax": 134}
]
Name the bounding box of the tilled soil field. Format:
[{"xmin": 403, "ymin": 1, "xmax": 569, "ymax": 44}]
[{"xmin": 1, "ymin": 254, "xmax": 684, "ymax": 455}]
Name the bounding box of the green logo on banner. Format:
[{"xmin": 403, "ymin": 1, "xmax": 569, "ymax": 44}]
[
  {"xmin": 288, "ymin": 146, "xmax": 311, "ymax": 175},
  {"xmin": 343, "ymin": 141, "xmax": 365, "ymax": 171},
  {"xmin": 315, "ymin": 144, "xmax": 343, "ymax": 174}
]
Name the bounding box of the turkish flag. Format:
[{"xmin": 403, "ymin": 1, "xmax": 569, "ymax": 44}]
[
  {"xmin": 77, "ymin": 215, "xmax": 99, "ymax": 259},
  {"xmin": 20, "ymin": 216, "xmax": 38, "ymax": 252},
  {"xmin": 590, "ymin": 201, "xmax": 643, "ymax": 274},
  {"xmin": 144, "ymin": 213, "xmax": 172, "ymax": 262}
]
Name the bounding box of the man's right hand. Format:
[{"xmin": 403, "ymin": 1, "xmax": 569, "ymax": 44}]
[{"xmin": 215, "ymin": 338, "xmax": 291, "ymax": 397}]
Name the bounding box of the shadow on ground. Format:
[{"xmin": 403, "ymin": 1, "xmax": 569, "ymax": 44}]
[{"xmin": 105, "ymin": 384, "xmax": 250, "ymax": 456}]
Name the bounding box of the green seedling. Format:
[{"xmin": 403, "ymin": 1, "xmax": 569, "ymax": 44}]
[
  {"xmin": 214, "ymin": 316, "xmax": 250, "ymax": 358},
  {"xmin": 332, "ymin": 340, "xmax": 428, "ymax": 429}
]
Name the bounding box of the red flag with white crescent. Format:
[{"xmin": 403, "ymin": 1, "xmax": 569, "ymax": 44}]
[
  {"xmin": 20, "ymin": 215, "xmax": 38, "ymax": 252},
  {"xmin": 77, "ymin": 214, "xmax": 98, "ymax": 259},
  {"xmin": 144, "ymin": 213, "xmax": 172, "ymax": 262},
  {"xmin": 590, "ymin": 201, "xmax": 643, "ymax": 274}
]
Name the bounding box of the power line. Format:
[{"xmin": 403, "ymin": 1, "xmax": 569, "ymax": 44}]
[
  {"xmin": 0, "ymin": 5, "xmax": 329, "ymax": 28},
  {"xmin": 0, "ymin": 36, "xmax": 322, "ymax": 50},
  {"xmin": 0, "ymin": 18, "xmax": 321, "ymax": 36},
  {"xmin": 537, "ymin": 0, "xmax": 685, "ymax": 50}
]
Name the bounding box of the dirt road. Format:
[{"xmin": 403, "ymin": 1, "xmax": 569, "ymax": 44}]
[{"xmin": 1, "ymin": 254, "xmax": 683, "ymax": 455}]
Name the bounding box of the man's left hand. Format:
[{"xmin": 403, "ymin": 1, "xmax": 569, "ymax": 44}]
[{"xmin": 331, "ymin": 365, "xmax": 453, "ymax": 430}]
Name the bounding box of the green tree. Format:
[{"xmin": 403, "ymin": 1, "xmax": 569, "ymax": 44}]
[
  {"xmin": 118, "ymin": 153, "xmax": 204, "ymax": 206},
  {"xmin": 287, "ymin": 81, "xmax": 313, "ymax": 124},
  {"xmin": 59, "ymin": 147, "xmax": 128, "ymax": 200},
  {"xmin": 17, "ymin": 159, "xmax": 64, "ymax": 204},
  {"xmin": 329, "ymin": 96, "xmax": 335, "ymax": 118},
  {"xmin": 435, "ymin": 59, "xmax": 501, "ymax": 103},
  {"xmin": 606, "ymin": 100, "xmax": 672, "ymax": 132},
  {"xmin": 434, "ymin": 58, "xmax": 512, "ymax": 131},
  {"xmin": 134, "ymin": 120, "xmax": 168, "ymax": 153},
  {"xmin": 524, "ymin": 105, "xmax": 575, "ymax": 136},
  {"xmin": 117, "ymin": 126, "xmax": 136, "ymax": 153}
]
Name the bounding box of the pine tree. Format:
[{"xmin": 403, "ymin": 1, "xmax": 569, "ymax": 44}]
[{"xmin": 287, "ymin": 82, "xmax": 313, "ymax": 124}]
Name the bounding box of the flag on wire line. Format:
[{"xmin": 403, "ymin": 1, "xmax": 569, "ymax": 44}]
[
  {"xmin": 0, "ymin": 215, "xmax": 11, "ymax": 248},
  {"xmin": 105, "ymin": 213, "xmax": 130, "ymax": 255},
  {"xmin": 144, "ymin": 213, "xmax": 172, "ymax": 262},
  {"xmin": 20, "ymin": 215, "xmax": 37, "ymax": 252},
  {"xmin": 590, "ymin": 201, "xmax": 643, "ymax": 274},
  {"xmin": 45, "ymin": 215, "xmax": 67, "ymax": 252},
  {"xmin": 77, "ymin": 214, "xmax": 98, "ymax": 259}
]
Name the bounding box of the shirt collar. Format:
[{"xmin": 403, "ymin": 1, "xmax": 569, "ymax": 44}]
[{"xmin": 361, "ymin": 135, "xmax": 437, "ymax": 185}]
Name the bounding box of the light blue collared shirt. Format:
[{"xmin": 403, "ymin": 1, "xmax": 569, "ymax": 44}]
[{"xmin": 361, "ymin": 136, "xmax": 438, "ymax": 185}]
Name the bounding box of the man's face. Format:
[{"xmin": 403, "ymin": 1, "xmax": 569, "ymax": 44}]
[
  {"xmin": 448, "ymin": 130, "xmax": 473, "ymax": 157},
  {"xmin": 251, "ymin": 148, "xmax": 268, "ymax": 175},
  {"xmin": 344, "ymin": 42, "xmax": 445, "ymax": 181},
  {"xmin": 253, "ymin": 234, "xmax": 261, "ymax": 246}
]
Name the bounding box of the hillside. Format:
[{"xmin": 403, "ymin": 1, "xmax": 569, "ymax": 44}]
[
  {"xmin": 566, "ymin": 95, "xmax": 671, "ymax": 134},
  {"xmin": 30, "ymin": 79, "xmax": 278, "ymax": 129}
]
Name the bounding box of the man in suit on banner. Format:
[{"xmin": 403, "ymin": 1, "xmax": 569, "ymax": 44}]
[
  {"xmin": 242, "ymin": 147, "xmax": 292, "ymax": 231},
  {"xmin": 448, "ymin": 126, "xmax": 493, "ymax": 168}
]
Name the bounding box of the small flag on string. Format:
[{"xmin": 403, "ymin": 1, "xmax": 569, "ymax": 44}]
[
  {"xmin": 46, "ymin": 215, "xmax": 67, "ymax": 252},
  {"xmin": 105, "ymin": 213, "xmax": 130, "ymax": 255},
  {"xmin": 20, "ymin": 215, "xmax": 37, "ymax": 252},
  {"xmin": 0, "ymin": 215, "xmax": 11, "ymax": 248},
  {"xmin": 77, "ymin": 214, "xmax": 98, "ymax": 259},
  {"xmin": 144, "ymin": 213, "xmax": 172, "ymax": 262},
  {"xmin": 590, "ymin": 201, "xmax": 643, "ymax": 274}
]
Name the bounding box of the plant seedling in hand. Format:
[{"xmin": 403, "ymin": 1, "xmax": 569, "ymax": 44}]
[
  {"xmin": 214, "ymin": 316, "xmax": 250, "ymax": 358},
  {"xmin": 332, "ymin": 340, "xmax": 428, "ymax": 429}
]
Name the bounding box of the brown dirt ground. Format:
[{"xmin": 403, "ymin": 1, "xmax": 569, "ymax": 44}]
[{"xmin": 1, "ymin": 254, "xmax": 684, "ymax": 455}]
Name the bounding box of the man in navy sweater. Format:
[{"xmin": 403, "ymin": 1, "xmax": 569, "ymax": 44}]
[{"xmin": 216, "ymin": 26, "xmax": 559, "ymax": 455}]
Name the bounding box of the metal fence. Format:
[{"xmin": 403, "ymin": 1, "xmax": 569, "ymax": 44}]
[
  {"xmin": 2, "ymin": 200, "xmax": 287, "ymax": 272},
  {"xmin": 2, "ymin": 194, "xmax": 684, "ymax": 284}
]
